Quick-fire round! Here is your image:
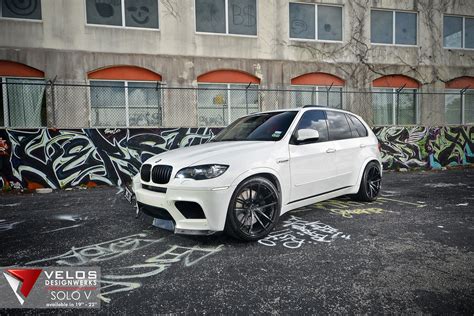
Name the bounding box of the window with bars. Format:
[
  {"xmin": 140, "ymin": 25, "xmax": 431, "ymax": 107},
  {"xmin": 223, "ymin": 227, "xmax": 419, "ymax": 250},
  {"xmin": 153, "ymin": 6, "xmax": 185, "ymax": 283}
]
[
  {"xmin": 197, "ymin": 83, "xmax": 259, "ymax": 126},
  {"xmin": 1, "ymin": 77, "xmax": 46, "ymax": 127},
  {"xmin": 290, "ymin": 86, "xmax": 343, "ymax": 109},
  {"xmin": 89, "ymin": 80, "xmax": 162, "ymax": 127},
  {"xmin": 445, "ymin": 89, "xmax": 474, "ymax": 124},
  {"xmin": 372, "ymin": 88, "xmax": 418, "ymax": 125}
]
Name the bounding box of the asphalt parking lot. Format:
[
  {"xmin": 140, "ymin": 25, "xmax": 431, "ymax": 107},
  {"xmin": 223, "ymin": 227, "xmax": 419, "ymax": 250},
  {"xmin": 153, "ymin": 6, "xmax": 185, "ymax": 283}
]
[{"xmin": 1, "ymin": 168, "xmax": 473, "ymax": 314}]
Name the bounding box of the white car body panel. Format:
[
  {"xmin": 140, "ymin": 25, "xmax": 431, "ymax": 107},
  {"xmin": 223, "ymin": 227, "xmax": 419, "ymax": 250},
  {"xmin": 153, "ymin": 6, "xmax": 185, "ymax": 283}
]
[
  {"xmin": 133, "ymin": 107, "xmax": 382, "ymax": 235},
  {"xmin": 288, "ymin": 140, "xmax": 339, "ymax": 201}
]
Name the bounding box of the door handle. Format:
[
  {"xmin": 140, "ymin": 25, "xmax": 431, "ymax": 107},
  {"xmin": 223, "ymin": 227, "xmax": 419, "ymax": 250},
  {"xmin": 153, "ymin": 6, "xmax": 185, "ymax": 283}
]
[
  {"xmin": 326, "ymin": 148, "xmax": 336, "ymax": 153},
  {"xmin": 360, "ymin": 144, "xmax": 367, "ymax": 148}
]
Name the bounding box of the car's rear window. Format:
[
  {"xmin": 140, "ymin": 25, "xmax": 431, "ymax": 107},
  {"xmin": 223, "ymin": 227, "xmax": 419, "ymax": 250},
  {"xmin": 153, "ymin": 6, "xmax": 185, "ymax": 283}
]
[{"xmin": 346, "ymin": 114, "xmax": 368, "ymax": 137}]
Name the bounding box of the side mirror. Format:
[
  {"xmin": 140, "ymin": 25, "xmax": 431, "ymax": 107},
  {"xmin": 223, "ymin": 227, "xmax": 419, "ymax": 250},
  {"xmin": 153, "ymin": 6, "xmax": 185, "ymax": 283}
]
[{"xmin": 296, "ymin": 129, "xmax": 320, "ymax": 143}]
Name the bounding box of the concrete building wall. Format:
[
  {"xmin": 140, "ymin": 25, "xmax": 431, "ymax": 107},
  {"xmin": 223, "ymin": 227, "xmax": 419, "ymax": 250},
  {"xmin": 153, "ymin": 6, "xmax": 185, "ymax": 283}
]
[{"xmin": 0, "ymin": 0, "xmax": 473, "ymax": 127}]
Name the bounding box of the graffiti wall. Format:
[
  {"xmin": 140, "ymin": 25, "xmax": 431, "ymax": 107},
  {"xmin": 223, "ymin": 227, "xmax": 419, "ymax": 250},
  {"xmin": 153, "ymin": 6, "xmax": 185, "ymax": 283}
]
[
  {"xmin": 374, "ymin": 126, "xmax": 474, "ymax": 170},
  {"xmin": 0, "ymin": 126, "xmax": 473, "ymax": 190},
  {"xmin": 0, "ymin": 128, "xmax": 220, "ymax": 190}
]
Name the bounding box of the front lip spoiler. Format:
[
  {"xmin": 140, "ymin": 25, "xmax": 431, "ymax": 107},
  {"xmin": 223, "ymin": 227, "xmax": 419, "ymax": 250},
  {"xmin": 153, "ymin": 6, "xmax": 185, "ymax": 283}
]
[{"xmin": 174, "ymin": 228, "xmax": 216, "ymax": 236}]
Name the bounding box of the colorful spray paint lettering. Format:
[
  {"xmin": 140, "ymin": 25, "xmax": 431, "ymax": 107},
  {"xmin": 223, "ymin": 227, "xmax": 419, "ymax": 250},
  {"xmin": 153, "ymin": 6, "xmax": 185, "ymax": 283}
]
[{"xmin": 373, "ymin": 126, "xmax": 473, "ymax": 170}]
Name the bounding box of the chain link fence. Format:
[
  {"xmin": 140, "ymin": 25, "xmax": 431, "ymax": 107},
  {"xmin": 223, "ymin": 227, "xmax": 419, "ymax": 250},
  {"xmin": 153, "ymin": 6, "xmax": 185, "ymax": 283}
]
[{"xmin": 0, "ymin": 80, "xmax": 473, "ymax": 128}]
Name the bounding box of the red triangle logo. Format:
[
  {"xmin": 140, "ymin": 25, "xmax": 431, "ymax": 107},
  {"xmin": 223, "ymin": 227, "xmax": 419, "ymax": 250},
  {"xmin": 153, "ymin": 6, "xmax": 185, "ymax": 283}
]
[{"xmin": 6, "ymin": 269, "xmax": 42, "ymax": 298}]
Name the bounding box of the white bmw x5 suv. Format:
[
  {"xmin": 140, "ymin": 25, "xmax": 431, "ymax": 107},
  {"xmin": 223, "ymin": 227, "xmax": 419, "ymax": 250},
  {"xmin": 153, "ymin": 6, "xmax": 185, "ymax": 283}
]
[{"xmin": 132, "ymin": 106, "xmax": 382, "ymax": 241}]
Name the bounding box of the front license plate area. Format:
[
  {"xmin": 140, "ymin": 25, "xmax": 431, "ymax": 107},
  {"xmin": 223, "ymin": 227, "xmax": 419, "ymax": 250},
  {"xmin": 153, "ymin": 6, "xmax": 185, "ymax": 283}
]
[
  {"xmin": 124, "ymin": 185, "xmax": 135, "ymax": 204},
  {"xmin": 123, "ymin": 185, "xmax": 140, "ymax": 217}
]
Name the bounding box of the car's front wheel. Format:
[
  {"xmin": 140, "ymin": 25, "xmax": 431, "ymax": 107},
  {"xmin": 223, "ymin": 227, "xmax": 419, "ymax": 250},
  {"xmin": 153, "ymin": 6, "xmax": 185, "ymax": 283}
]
[
  {"xmin": 354, "ymin": 161, "xmax": 382, "ymax": 202},
  {"xmin": 225, "ymin": 176, "xmax": 280, "ymax": 241}
]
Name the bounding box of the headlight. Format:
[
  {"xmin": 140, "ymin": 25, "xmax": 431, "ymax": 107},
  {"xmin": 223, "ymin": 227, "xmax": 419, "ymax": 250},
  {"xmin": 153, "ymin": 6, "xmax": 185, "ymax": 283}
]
[{"xmin": 175, "ymin": 164, "xmax": 229, "ymax": 180}]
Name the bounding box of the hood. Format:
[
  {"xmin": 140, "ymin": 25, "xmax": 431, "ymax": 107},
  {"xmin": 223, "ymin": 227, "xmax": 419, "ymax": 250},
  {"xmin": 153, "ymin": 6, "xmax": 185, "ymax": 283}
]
[{"xmin": 144, "ymin": 141, "xmax": 278, "ymax": 168}]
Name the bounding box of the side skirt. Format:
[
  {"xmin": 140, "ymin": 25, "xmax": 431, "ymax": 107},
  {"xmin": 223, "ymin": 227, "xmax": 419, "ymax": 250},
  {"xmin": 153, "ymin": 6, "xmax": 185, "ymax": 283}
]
[{"xmin": 281, "ymin": 186, "xmax": 355, "ymax": 214}]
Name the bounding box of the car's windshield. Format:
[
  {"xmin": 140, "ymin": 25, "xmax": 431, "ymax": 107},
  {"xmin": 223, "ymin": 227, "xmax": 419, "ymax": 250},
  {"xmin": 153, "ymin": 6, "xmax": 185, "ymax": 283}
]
[{"xmin": 213, "ymin": 111, "xmax": 298, "ymax": 142}]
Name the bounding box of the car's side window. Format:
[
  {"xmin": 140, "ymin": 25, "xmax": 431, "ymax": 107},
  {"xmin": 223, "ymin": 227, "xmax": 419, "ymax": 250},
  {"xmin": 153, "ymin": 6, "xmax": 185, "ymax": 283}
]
[
  {"xmin": 326, "ymin": 111, "xmax": 352, "ymax": 141},
  {"xmin": 345, "ymin": 114, "xmax": 360, "ymax": 138},
  {"xmin": 292, "ymin": 110, "xmax": 329, "ymax": 144},
  {"xmin": 347, "ymin": 114, "xmax": 368, "ymax": 137}
]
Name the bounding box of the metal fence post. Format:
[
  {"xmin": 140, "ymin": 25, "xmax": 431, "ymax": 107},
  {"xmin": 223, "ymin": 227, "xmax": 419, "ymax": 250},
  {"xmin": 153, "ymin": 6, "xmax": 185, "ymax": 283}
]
[
  {"xmin": 245, "ymin": 82, "xmax": 251, "ymax": 115},
  {"xmin": 395, "ymin": 84, "xmax": 406, "ymax": 124},
  {"xmin": 327, "ymin": 83, "xmax": 333, "ymax": 107},
  {"xmin": 46, "ymin": 77, "xmax": 57, "ymax": 127},
  {"xmin": 311, "ymin": 86, "xmax": 316, "ymax": 105},
  {"xmin": 460, "ymin": 86, "xmax": 469, "ymax": 124},
  {"xmin": 157, "ymin": 81, "xmax": 163, "ymax": 126}
]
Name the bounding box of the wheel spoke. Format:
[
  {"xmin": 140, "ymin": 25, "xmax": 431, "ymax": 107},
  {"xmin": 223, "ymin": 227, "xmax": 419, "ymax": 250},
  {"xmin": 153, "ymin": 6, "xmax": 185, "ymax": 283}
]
[
  {"xmin": 262, "ymin": 191, "xmax": 275, "ymax": 200},
  {"xmin": 239, "ymin": 212, "xmax": 251, "ymax": 229},
  {"xmin": 253, "ymin": 211, "xmax": 267, "ymax": 229},
  {"xmin": 236, "ymin": 198, "xmax": 247, "ymax": 205},
  {"xmin": 260, "ymin": 202, "xmax": 277, "ymax": 209},
  {"xmin": 247, "ymin": 212, "xmax": 254, "ymax": 233},
  {"xmin": 370, "ymin": 184, "xmax": 377, "ymax": 197},
  {"xmin": 255, "ymin": 209, "xmax": 272, "ymax": 222},
  {"xmin": 370, "ymin": 179, "xmax": 380, "ymax": 192}
]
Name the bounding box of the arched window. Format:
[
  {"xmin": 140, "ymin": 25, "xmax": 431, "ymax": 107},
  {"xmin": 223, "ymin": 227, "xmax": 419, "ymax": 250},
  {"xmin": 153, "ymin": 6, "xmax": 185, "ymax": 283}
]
[
  {"xmin": 290, "ymin": 72, "xmax": 345, "ymax": 108},
  {"xmin": 197, "ymin": 69, "xmax": 260, "ymax": 126},
  {"xmin": 444, "ymin": 76, "xmax": 474, "ymax": 124},
  {"xmin": 372, "ymin": 75, "xmax": 420, "ymax": 125},
  {"xmin": 0, "ymin": 61, "xmax": 46, "ymax": 127},
  {"xmin": 88, "ymin": 66, "xmax": 162, "ymax": 127}
]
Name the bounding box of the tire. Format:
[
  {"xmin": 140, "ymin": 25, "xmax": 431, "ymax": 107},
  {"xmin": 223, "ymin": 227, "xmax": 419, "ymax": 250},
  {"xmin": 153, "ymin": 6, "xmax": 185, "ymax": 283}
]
[
  {"xmin": 354, "ymin": 161, "xmax": 382, "ymax": 202},
  {"xmin": 225, "ymin": 176, "xmax": 281, "ymax": 241}
]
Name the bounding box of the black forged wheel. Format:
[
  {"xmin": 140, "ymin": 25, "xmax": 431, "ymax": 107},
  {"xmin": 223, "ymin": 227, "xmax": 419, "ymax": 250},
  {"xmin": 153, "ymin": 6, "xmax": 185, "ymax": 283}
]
[
  {"xmin": 354, "ymin": 161, "xmax": 382, "ymax": 202},
  {"xmin": 225, "ymin": 176, "xmax": 281, "ymax": 241}
]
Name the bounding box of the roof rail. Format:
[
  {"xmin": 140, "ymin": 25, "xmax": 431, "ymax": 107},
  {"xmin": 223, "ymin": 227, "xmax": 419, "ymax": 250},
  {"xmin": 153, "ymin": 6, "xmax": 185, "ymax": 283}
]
[{"xmin": 302, "ymin": 104, "xmax": 326, "ymax": 108}]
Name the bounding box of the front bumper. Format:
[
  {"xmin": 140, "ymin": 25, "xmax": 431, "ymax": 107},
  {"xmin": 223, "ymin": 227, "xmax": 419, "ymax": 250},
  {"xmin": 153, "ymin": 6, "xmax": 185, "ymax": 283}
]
[{"xmin": 134, "ymin": 179, "xmax": 235, "ymax": 234}]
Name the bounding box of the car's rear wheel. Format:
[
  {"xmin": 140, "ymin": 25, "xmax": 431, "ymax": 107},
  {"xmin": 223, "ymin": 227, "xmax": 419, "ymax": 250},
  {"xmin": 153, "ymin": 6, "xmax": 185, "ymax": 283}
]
[
  {"xmin": 225, "ymin": 176, "xmax": 280, "ymax": 241},
  {"xmin": 354, "ymin": 161, "xmax": 382, "ymax": 202}
]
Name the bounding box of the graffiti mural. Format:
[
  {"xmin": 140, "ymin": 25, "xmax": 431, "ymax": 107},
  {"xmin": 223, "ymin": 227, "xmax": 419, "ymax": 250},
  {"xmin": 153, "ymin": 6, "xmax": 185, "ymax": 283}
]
[
  {"xmin": 0, "ymin": 128, "xmax": 219, "ymax": 190},
  {"xmin": 0, "ymin": 126, "xmax": 472, "ymax": 190},
  {"xmin": 373, "ymin": 126, "xmax": 474, "ymax": 170},
  {"xmin": 374, "ymin": 126, "xmax": 429, "ymax": 169},
  {"xmin": 428, "ymin": 127, "xmax": 474, "ymax": 169}
]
